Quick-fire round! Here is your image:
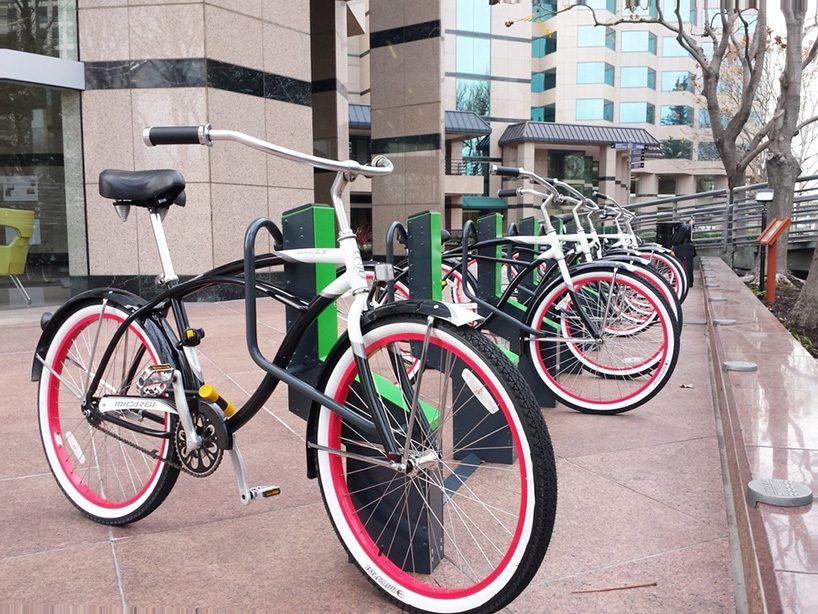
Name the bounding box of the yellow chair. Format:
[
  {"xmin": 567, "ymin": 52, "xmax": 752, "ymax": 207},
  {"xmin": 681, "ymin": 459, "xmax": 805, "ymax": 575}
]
[{"xmin": 0, "ymin": 207, "xmax": 35, "ymax": 304}]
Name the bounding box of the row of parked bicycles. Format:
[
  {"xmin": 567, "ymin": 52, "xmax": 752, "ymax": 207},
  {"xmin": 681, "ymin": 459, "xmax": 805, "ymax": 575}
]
[{"xmin": 32, "ymin": 126, "xmax": 689, "ymax": 613}]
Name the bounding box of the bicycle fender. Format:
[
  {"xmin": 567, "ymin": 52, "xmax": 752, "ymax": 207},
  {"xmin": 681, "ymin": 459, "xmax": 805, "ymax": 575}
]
[
  {"xmin": 304, "ymin": 299, "xmax": 481, "ymax": 480},
  {"xmin": 32, "ymin": 288, "xmax": 153, "ymax": 381},
  {"xmin": 360, "ymin": 299, "xmax": 482, "ymax": 328}
]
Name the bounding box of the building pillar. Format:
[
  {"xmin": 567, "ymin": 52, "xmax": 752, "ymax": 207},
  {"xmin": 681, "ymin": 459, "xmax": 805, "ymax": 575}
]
[
  {"xmin": 598, "ymin": 146, "xmax": 619, "ymax": 201},
  {"xmin": 677, "ymin": 174, "xmax": 696, "ymax": 196},
  {"xmin": 510, "ymin": 141, "xmax": 536, "ymax": 224},
  {"xmin": 311, "ymin": 0, "xmax": 350, "ymax": 207},
  {"xmin": 369, "ymin": 1, "xmax": 444, "ymax": 256}
]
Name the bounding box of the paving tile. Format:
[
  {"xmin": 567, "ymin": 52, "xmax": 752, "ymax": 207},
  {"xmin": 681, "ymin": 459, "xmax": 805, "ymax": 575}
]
[
  {"xmin": 536, "ymin": 459, "xmax": 725, "ymax": 581},
  {"xmin": 512, "ymin": 538, "xmax": 734, "ymax": 614},
  {"xmin": 0, "ymin": 473, "xmax": 111, "ymax": 558},
  {"xmin": 0, "ymin": 542, "xmax": 120, "ymax": 608},
  {"xmin": 569, "ymin": 436, "xmax": 728, "ymax": 528},
  {"xmin": 746, "ymin": 446, "xmax": 818, "ymax": 575},
  {"xmin": 115, "ymin": 504, "xmax": 386, "ymax": 611},
  {"xmin": 776, "ymin": 571, "xmax": 818, "ymax": 614},
  {"xmin": 733, "ymin": 386, "xmax": 818, "ymax": 449}
]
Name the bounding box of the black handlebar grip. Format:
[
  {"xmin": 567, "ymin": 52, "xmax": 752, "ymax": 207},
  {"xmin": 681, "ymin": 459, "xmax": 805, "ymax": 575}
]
[
  {"xmin": 492, "ymin": 165, "xmax": 521, "ymax": 177},
  {"xmin": 497, "ymin": 189, "xmax": 519, "ymax": 198},
  {"xmin": 144, "ymin": 126, "xmax": 203, "ymax": 146},
  {"xmin": 594, "ymin": 191, "xmax": 609, "ymax": 200}
]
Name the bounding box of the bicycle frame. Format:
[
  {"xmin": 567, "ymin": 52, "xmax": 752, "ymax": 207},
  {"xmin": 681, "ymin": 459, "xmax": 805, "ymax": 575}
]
[{"xmin": 43, "ymin": 124, "xmax": 433, "ymax": 466}]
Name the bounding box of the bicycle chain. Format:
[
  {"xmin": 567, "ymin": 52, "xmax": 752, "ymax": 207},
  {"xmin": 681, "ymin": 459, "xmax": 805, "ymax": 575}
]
[{"xmin": 90, "ymin": 419, "xmax": 203, "ymax": 478}]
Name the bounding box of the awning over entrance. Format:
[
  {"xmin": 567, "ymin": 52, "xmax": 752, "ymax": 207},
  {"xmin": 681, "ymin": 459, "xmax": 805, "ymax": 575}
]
[
  {"xmin": 461, "ymin": 196, "xmax": 507, "ymax": 210},
  {"xmin": 498, "ymin": 121, "xmax": 660, "ymax": 149},
  {"xmin": 349, "ymin": 104, "xmax": 491, "ymax": 136}
]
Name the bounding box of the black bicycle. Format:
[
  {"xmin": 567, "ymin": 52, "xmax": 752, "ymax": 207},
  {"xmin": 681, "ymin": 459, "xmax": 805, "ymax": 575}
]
[{"xmin": 32, "ymin": 125, "xmax": 556, "ymax": 613}]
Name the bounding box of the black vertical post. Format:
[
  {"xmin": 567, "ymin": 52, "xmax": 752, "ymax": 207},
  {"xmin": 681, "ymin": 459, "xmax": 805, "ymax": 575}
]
[{"xmin": 282, "ymin": 204, "xmax": 337, "ymax": 419}]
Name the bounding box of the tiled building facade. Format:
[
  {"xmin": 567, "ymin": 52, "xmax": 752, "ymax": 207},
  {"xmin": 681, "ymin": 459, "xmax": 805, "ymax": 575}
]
[{"xmin": 1, "ymin": 0, "xmax": 731, "ymax": 308}]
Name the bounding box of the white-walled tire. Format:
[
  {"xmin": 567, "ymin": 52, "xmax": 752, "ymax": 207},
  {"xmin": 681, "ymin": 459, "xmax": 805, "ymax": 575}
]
[
  {"xmin": 315, "ymin": 314, "xmax": 556, "ymax": 613},
  {"xmin": 37, "ymin": 300, "xmax": 179, "ymax": 525}
]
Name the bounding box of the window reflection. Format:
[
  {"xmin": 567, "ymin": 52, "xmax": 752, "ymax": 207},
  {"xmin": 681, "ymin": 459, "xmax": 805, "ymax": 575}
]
[
  {"xmin": 660, "ymin": 105, "xmax": 694, "ymax": 125},
  {"xmin": 621, "ymin": 31, "xmax": 657, "ymax": 53},
  {"xmin": 0, "ymin": 0, "xmax": 77, "ymax": 60},
  {"xmin": 576, "ymin": 98, "xmax": 613, "ymax": 122},
  {"xmin": 662, "ymin": 71, "xmax": 694, "ymax": 92},
  {"xmin": 577, "ymin": 25, "xmax": 616, "ymax": 50},
  {"xmin": 621, "ymin": 66, "xmax": 656, "ymax": 89},
  {"xmin": 456, "ymin": 79, "xmax": 491, "ymax": 117},
  {"xmin": 577, "ymin": 62, "xmax": 614, "ymax": 86},
  {"xmin": 0, "ymin": 82, "xmax": 79, "ymax": 307},
  {"xmin": 620, "ymin": 102, "xmax": 655, "ymax": 124}
]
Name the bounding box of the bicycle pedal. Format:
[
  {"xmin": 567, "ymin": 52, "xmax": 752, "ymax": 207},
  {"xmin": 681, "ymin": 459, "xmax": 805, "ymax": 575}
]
[{"xmin": 248, "ymin": 485, "xmax": 281, "ymax": 500}]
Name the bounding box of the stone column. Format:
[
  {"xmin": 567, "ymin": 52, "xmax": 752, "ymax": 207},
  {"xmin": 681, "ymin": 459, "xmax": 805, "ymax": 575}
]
[
  {"xmin": 598, "ymin": 145, "xmax": 619, "ymax": 201},
  {"xmin": 511, "ymin": 141, "xmax": 536, "ymax": 224},
  {"xmin": 369, "ymin": 1, "xmax": 444, "ymax": 256},
  {"xmin": 311, "ymin": 0, "xmax": 350, "ymax": 207}
]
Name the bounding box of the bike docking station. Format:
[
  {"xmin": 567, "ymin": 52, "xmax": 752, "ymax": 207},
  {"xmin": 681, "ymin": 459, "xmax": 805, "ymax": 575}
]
[
  {"xmin": 281, "ymin": 203, "xmax": 338, "ymax": 420},
  {"xmin": 469, "ymin": 212, "xmax": 557, "ymax": 408}
]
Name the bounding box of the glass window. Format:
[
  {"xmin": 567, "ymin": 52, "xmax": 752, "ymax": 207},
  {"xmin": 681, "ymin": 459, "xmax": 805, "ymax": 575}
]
[
  {"xmin": 661, "ymin": 138, "xmax": 693, "ymax": 159},
  {"xmin": 660, "ymin": 105, "xmax": 694, "ymax": 125},
  {"xmin": 456, "ymin": 79, "xmax": 490, "ymax": 116},
  {"xmin": 663, "ymin": 0, "xmax": 697, "ymax": 24},
  {"xmin": 456, "ymin": 0, "xmax": 490, "ymax": 32},
  {"xmin": 663, "ymin": 36, "xmax": 690, "ymax": 57},
  {"xmin": 696, "ymin": 176, "xmax": 717, "ymax": 192},
  {"xmin": 621, "ymin": 31, "xmax": 657, "ymax": 53},
  {"xmin": 456, "ymin": 36, "xmax": 491, "ymax": 75},
  {"xmin": 658, "ymin": 175, "xmax": 677, "ymax": 195},
  {"xmin": 531, "ymin": 69, "xmax": 556, "ymax": 92},
  {"xmin": 542, "ymin": 103, "xmax": 555, "ymax": 122},
  {"xmin": 577, "ymin": 25, "xmax": 615, "ymax": 50},
  {"xmin": 698, "ymin": 142, "xmax": 720, "ymax": 161},
  {"xmin": 0, "ymin": 82, "xmax": 81, "ymax": 307},
  {"xmin": 579, "ymin": 0, "xmax": 616, "ymax": 11},
  {"xmin": 0, "ymin": 0, "xmax": 78, "ymax": 60},
  {"xmin": 577, "ymin": 62, "xmax": 614, "ymax": 86},
  {"xmin": 532, "ymin": 104, "xmax": 556, "ymax": 122},
  {"xmin": 620, "ymin": 102, "xmax": 655, "ymax": 124},
  {"xmin": 532, "ymin": 32, "xmax": 557, "ymax": 57},
  {"xmin": 620, "ymin": 66, "xmax": 656, "ymax": 89},
  {"xmin": 576, "ymin": 98, "xmax": 613, "ymax": 121},
  {"xmin": 662, "ymin": 71, "xmax": 694, "ymax": 92},
  {"xmin": 699, "ymin": 109, "xmax": 711, "ymax": 128}
]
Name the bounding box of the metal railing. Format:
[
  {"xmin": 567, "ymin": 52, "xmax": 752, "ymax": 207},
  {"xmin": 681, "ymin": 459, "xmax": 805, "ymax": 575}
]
[{"xmin": 625, "ymin": 174, "xmax": 818, "ymax": 253}]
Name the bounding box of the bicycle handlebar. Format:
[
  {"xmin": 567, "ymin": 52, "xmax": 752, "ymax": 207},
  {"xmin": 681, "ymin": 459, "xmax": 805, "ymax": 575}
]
[
  {"xmin": 497, "ymin": 188, "xmax": 520, "ymax": 198},
  {"xmin": 143, "ymin": 124, "xmax": 394, "ymax": 179},
  {"xmin": 491, "ymin": 165, "xmax": 522, "ymax": 177}
]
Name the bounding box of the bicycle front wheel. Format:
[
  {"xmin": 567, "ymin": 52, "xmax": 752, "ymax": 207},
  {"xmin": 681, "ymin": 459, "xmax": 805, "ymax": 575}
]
[
  {"xmin": 315, "ymin": 313, "xmax": 556, "ymax": 613},
  {"xmin": 37, "ymin": 299, "xmax": 180, "ymax": 525}
]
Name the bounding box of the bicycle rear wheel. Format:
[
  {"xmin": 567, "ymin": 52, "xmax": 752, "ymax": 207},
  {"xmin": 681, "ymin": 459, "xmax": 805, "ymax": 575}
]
[
  {"xmin": 315, "ymin": 313, "xmax": 556, "ymax": 613},
  {"xmin": 37, "ymin": 299, "xmax": 180, "ymax": 524}
]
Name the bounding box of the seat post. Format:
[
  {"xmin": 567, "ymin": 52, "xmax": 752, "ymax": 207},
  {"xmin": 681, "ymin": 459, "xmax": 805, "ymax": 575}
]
[{"xmin": 149, "ymin": 210, "xmax": 179, "ymax": 284}]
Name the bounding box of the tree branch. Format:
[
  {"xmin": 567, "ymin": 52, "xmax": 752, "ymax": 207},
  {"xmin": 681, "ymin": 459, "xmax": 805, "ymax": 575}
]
[{"xmin": 804, "ymin": 36, "xmax": 818, "ymax": 68}]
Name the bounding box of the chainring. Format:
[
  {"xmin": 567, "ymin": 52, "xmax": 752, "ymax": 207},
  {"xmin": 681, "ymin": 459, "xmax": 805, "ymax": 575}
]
[{"xmin": 174, "ymin": 406, "xmax": 224, "ymax": 477}]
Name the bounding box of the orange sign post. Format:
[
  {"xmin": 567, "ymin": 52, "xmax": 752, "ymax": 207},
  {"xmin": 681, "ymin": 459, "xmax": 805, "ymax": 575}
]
[{"xmin": 758, "ymin": 217, "xmax": 792, "ymax": 306}]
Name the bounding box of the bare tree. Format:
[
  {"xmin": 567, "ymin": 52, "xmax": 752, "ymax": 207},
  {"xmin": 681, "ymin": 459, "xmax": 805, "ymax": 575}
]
[{"xmin": 521, "ymin": 1, "xmax": 770, "ymax": 192}]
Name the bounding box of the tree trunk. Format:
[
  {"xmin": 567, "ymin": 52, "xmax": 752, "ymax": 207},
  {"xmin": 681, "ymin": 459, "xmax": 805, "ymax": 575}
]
[
  {"xmin": 765, "ymin": 149, "xmax": 799, "ymax": 272},
  {"xmin": 763, "ymin": 1, "xmax": 808, "ymax": 274},
  {"xmin": 788, "ymin": 242, "xmax": 818, "ymax": 330}
]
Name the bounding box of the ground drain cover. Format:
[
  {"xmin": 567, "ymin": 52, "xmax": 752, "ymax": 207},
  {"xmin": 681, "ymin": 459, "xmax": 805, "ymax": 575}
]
[
  {"xmin": 723, "ymin": 361, "xmax": 757, "ymax": 372},
  {"xmin": 747, "ymin": 479, "xmax": 813, "ymax": 508},
  {"xmin": 709, "ymin": 296, "xmax": 727, "ymax": 302},
  {"xmin": 713, "ymin": 319, "xmax": 736, "ymax": 326}
]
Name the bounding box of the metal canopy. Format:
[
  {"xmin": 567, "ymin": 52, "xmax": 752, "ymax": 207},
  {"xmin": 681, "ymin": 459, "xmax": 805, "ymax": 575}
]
[
  {"xmin": 349, "ymin": 104, "xmax": 491, "ymax": 136},
  {"xmin": 498, "ymin": 121, "xmax": 660, "ymax": 148}
]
